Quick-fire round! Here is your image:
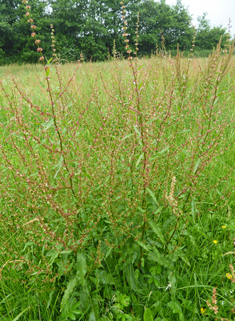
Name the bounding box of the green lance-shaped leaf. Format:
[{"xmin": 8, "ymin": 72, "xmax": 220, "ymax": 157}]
[
  {"xmin": 54, "ymin": 155, "xmax": 63, "ymax": 178},
  {"xmin": 148, "ymin": 220, "xmax": 165, "ymax": 244},
  {"xmin": 76, "ymin": 252, "xmax": 87, "ymax": 287},
  {"xmin": 60, "ymin": 275, "xmax": 79, "ymax": 312},
  {"xmin": 144, "ymin": 308, "xmax": 153, "ymax": 321}
]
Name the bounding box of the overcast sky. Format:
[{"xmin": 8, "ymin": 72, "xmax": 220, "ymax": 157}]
[{"xmin": 166, "ymin": 0, "xmax": 235, "ymax": 37}]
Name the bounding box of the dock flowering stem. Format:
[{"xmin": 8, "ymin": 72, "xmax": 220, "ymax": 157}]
[
  {"xmin": 21, "ymin": 0, "xmax": 81, "ymax": 222},
  {"xmin": 121, "ymin": 2, "xmax": 149, "ymax": 258}
]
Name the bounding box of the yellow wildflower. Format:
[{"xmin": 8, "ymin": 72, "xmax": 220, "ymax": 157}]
[
  {"xmin": 226, "ymin": 273, "xmax": 232, "ymax": 280},
  {"xmin": 213, "ymin": 240, "xmax": 218, "ymax": 244},
  {"xmin": 200, "ymin": 307, "xmax": 206, "ymax": 314},
  {"xmin": 222, "ymin": 225, "xmax": 226, "ymax": 229}
]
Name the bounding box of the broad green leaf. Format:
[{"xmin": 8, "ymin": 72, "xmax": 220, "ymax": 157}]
[
  {"xmin": 148, "ymin": 220, "xmax": 165, "ymax": 244},
  {"xmin": 91, "ymin": 298, "xmax": 99, "ymax": 320},
  {"xmin": 148, "ymin": 251, "xmax": 173, "ymax": 269},
  {"xmin": 133, "ymin": 125, "xmax": 141, "ymax": 136},
  {"xmin": 54, "ymin": 155, "xmax": 64, "ymax": 178},
  {"xmin": 60, "ymin": 250, "xmax": 73, "ymax": 254},
  {"xmin": 144, "ymin": 308, "xmax": 153, "ymax": 321},
  {"xmin": 138, "ymin": 206, "xmax": 146, "ymax": 213},
  {"xmin": 136, "ymin": 240, "xmax": 150, "ymax": 251},
  {"xmin": 104, "ymin": 246, "xmax": 113, "ymax": 259},
  {"xmin": 182, "ymin": 300, "xmax": 193, "ymax": 312},
  {"xmin": 42, "ymin": 118, "xmax": 54, "ymax": 130},
  {"xmin": 168, "ymin": 273, "xmax": 177, "ymax": 296},
  {"xmin": 146, "ymin": 188, "xmax": 159, "ymax": 206},
  {"xmin": 154, "ymin": 206, "xmax": 163, "ymax": 215},
  {"xmin": 60, "ymin": 275, "xmax": 78, "ymax": 311},
  {"xmin": 191, "ymin": 199, "xmax": 196, "ymax": 223},
  {"xmin": 168, "ymin": 301, "xmax": 182, "ymax": 313},
  {"xmin": 136, "ymin": 153, "xmax": 144, "ymax": 167},
  {"xmin": 95, "ymin": 271, "xmax": 115, "ymax": 285},
  {"xmin": 79, "ymin": 289, "xmax": 90, "ymax": 311},
  {"xmin": 193, "ymin": 158, "xmax": 201, "ymax": 174},
  {"xmin": 88, "ymin": 311, "xmax": 96, "ymax": 321},
  {"xmin": 167, "ymin": 301, "xmax": 184, "ymax": 320},
  {"xmin": 125, "ymin": 263, "xmax": 137, "ymax": 291},
  {"xmin": 76, "ymin": 253, "xmax": 86, "ymax": 287}
]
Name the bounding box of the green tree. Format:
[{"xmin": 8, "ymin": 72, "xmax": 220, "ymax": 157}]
[
  {"xmin": 137, "ymin": 0, "xmax": 193, "ymax": 55},
  {"xmin": 0, "ymin": 0, "xmax": 51, "ymax": 64},
  {"xmin": 49, "ymin": 0, "xmax": 140, "ymax": 61},
  {"xmin": 170, "ymin": 0, "xmax": 193, "ymax": 50},
  {"xmin": 101, "ymin": 0, "xmax": 139, "ymax": 58},
  {"xmin": 0, "ymin": 0, "xmax": 229, "ymax": 64},
  {"xmin": 195, "ymin": 13, "xmax": 227, "ymax": 50},
  {"xmin": 48, "ymin": 0, "xmax": 87, "ymax": 61},
  {"xmin": 137, "ymin": 0, "xmax": 174, "ymax": 55}
]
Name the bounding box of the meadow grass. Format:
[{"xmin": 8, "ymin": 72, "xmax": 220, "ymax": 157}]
[{"xmin": 0, "ymin": 45, "xmax": 235, "ymax": 321}]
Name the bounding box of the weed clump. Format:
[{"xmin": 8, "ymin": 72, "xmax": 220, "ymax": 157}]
[{"xmin": 0, "ymin": 2, "xmax": 235, "ymax": 320}]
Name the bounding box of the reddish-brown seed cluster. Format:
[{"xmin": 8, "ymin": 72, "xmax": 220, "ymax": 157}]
[{"xmin": 207, "ymin": 288, "xmax": 218, "ymax": 314}]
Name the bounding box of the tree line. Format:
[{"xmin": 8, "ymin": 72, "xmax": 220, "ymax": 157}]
[{"xmin": 0, "ymin": 0, "xmax": 228, "ymax": 65}]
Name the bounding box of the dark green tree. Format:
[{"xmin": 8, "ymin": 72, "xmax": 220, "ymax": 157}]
[
  {"xmin": 0, "ymin": 0, "xmax": 229, "ymax": 64},
  {"xmin": 137, "ymin": 0, "xmax": 174, "ymax": 55},
  {"xmin": 170, "ymin": 0, "xmax": 193, "ymax": 50},
  {"xmin": 137, "ymin": 0, "xmax": 193, "ymax": 55},
  {"xmin": 0, "ymin": 0, "xmax": 51, "ymax": 64},
  {"xmin": 102, "ymin": 0, "xmax": 140, "ymax": 57},
  {"xmin": 48, "ymin": 0, "xmax": 140, "ymax": 61},
  {"xmin": 48, "ymin": 0, "xmax": 110, "ymax": 61},
  {"xmin": 195, "ymin": 13, "xmax": 227, "ymax": 50},
  {"xmin": 47, "ymin": 0, "xmax": 87, "ymax": 61}
]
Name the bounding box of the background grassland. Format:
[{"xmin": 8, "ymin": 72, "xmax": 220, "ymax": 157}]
[{"xmin": 0, "ymin": 48, "xmax": 235, "ymax": 321}]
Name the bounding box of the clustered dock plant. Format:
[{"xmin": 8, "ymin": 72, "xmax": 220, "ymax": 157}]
[{"xmin": 0, "ymin": 1, "xmax": 235, "ymax": 320}]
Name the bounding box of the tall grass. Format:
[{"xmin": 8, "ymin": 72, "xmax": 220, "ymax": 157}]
[{"xmin": 1, "ymin": 5, "xmax": 235, "ymax": 320}]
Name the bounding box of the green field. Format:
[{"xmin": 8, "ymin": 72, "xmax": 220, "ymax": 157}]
[{"xmin": 0, "ymin": 45, "xmax": 235, "ymax": 320}]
